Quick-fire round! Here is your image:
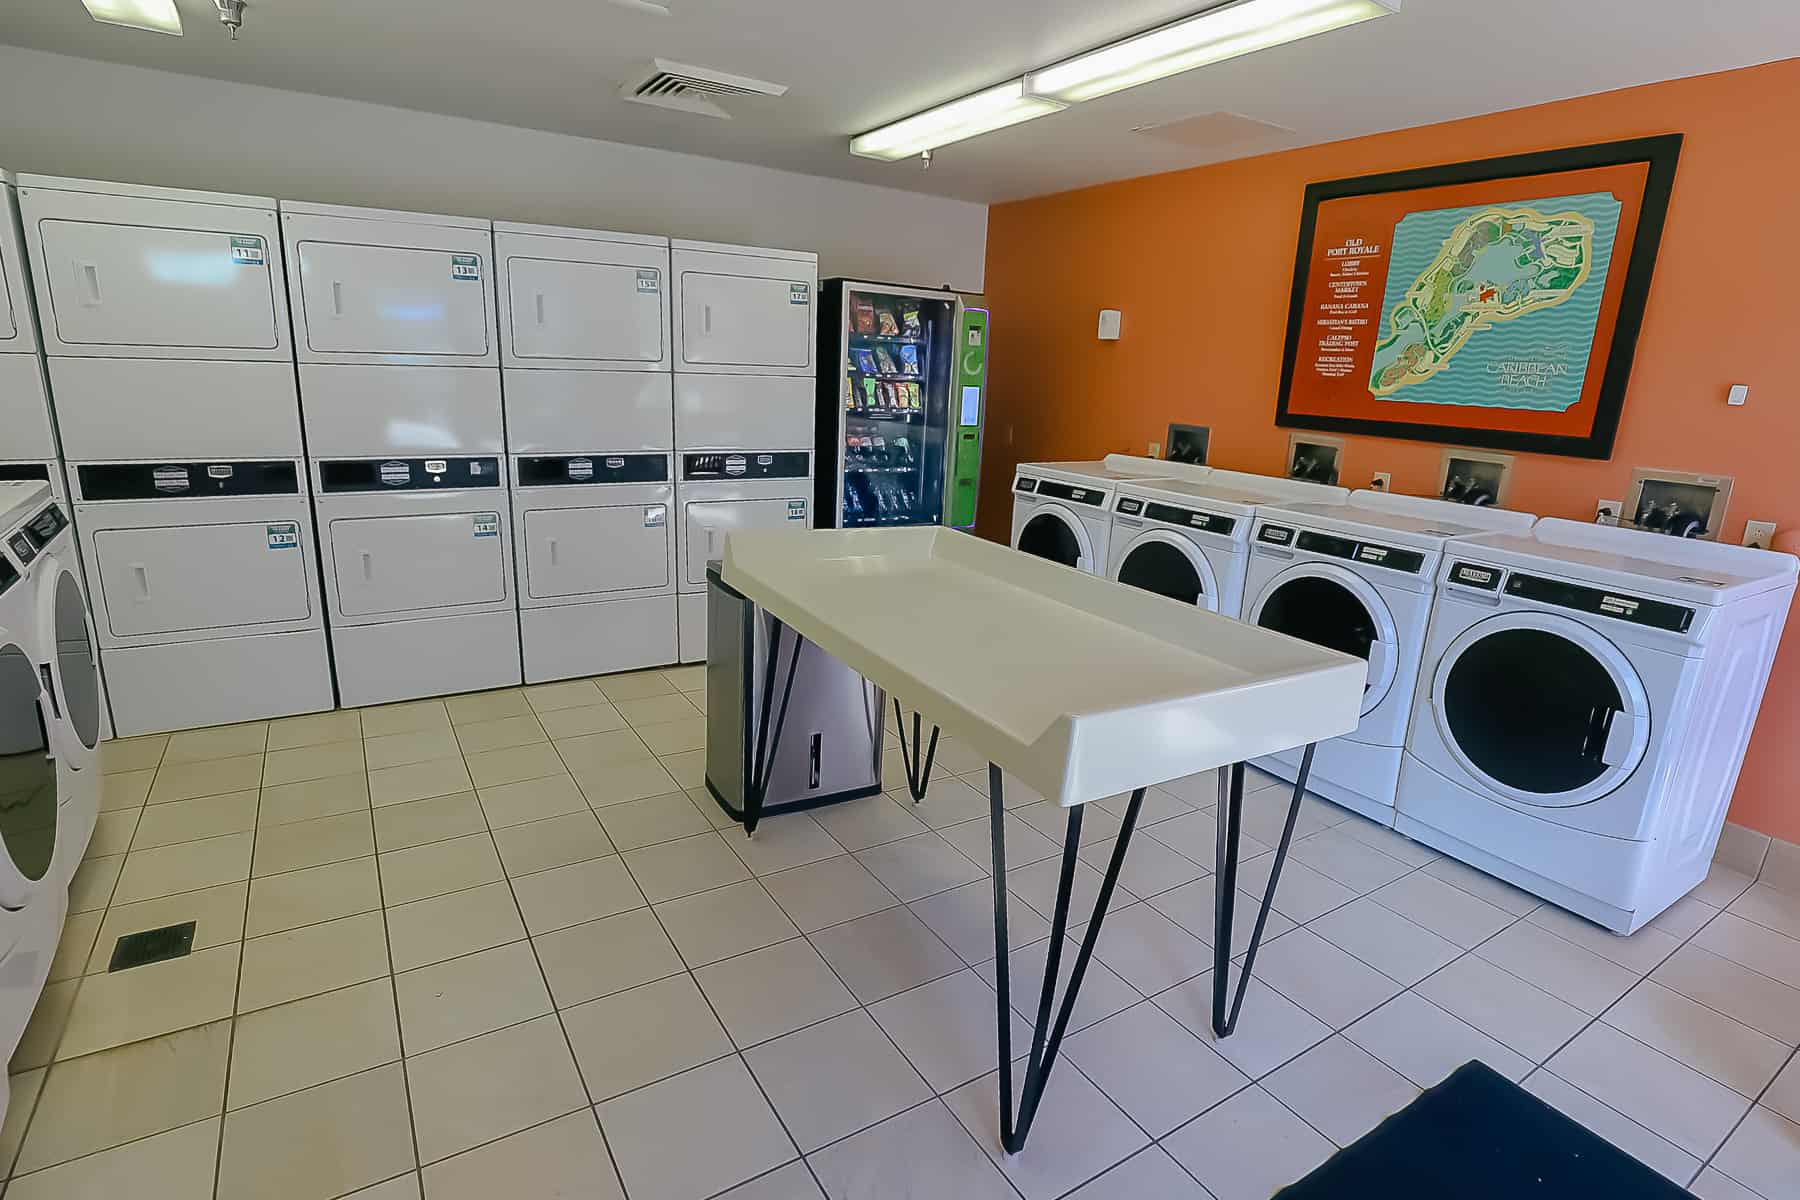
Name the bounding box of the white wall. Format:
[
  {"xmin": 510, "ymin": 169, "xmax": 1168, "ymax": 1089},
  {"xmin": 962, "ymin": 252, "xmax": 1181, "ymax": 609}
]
[{"xmin": 0, "ymin": 45, "xmax": 988, "ymax": 292}]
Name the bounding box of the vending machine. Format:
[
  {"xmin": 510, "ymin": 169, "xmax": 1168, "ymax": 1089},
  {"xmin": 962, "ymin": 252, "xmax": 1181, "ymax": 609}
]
[{"xmin": 816, "ymin": 280, "xmax": 980, "ymax": 528}]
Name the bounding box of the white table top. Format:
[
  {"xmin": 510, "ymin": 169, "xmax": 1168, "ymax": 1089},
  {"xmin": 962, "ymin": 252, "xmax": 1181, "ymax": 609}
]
[{"xmin": 720, "ymin": 527, "xmax": 1367, "ymax": 808}]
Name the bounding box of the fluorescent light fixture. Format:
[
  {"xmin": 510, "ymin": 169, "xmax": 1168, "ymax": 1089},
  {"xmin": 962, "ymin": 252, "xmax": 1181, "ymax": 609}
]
[
  {"xmin": 81, "ymin": 0, "xmax": 184, "ymax": 35},
  {"xmin": 851, "ymin": 79, "xmax": 1065, "ymax": 162},
  {"xmin": 1026, "ymin": 0, "xmax": 1400, "ymax": 103}
]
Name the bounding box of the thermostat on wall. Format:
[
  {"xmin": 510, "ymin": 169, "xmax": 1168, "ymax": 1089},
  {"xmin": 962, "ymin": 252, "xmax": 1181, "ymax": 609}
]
[{"xmin": 1097, "ymin": 310, "xmax": 1122, "ymax": 341}]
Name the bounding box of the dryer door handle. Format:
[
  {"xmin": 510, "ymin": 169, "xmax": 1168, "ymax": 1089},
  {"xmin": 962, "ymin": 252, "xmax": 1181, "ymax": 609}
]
[
  {"xmin": 1600, "ymin": 709, "xmax": 1643, "ymax": 768},
  {"xmin": 76, "ymin": 262, "xmax": 103, "ymax": 307},
  {"xmin": 547, "ymin": 537, "xmax": 559, "ymax": 567},
  {"xmin": 360, "ymin": 551, "xmax": 373, "ymax": 582},
  {"xmin": 534, "ymin": 293, "xmax": 546, "ymax": 327},
  {"xmin": 131, "ymin": 563, "xmax": 150, "ymax": 598}
]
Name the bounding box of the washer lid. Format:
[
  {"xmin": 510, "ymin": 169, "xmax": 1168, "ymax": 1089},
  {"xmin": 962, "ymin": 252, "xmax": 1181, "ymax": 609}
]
[{"xmin": 1432, "ymin": 611, "xmax": 1649, "ymax": 808}]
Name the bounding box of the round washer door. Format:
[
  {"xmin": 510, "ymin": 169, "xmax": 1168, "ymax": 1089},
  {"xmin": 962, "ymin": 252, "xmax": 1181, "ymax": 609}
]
[
  {"xmin": 1113, "ymin": 530, "xmax": 1219, "ymax": 612},
  {"xmin": 1014, "ymin": 504, "xmax": 1094, "ymax": 571},
  {"xmin": 1431, "ymin": 612, "xmax": 1649, "ymax": 808},
  {"xmin": 47, "ymin": 570, "xmax": 102, "ymax": 756},
  {"xmin": 1250, "ymin": 562, "xmax": 1397, "ymax": 716},
  {"xmin": 0, "ymin": 640, "xmax": 55, "ymax": 907}
]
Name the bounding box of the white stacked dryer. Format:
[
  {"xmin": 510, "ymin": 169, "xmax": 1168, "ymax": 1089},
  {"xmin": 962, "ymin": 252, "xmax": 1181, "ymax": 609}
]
[
  {"xmin": 671, "ymin": 239, "xmax": 818, "ymax": 663},
  {"xmin": 282, "ymin": 201, "xmax": 519, "ymax": 706},
  {"xmin": 1108, "ymin": 467, "xmax": 1350, "ymax": 618},
  {"xmin": 0, "ymin": 173, "xmax": 62, "ymax": 502},
  {"xmin": 19, "ymin": 176, "xmax": 332, "ymax": 735},
  {"xmin": 1242, "ymin": 490, "xmax": 1537, "ymax": 824},
  {"xmin": 496, "ymin": 221, "xmax": 677, "ymax": 682},
  {"xmin": 1396, "ymin": 520, "xmax": 1797, "ymax": 932}
]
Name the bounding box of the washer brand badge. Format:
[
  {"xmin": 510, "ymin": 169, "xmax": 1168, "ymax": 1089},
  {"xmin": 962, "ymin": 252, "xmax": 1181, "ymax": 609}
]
[
  {"xmin": 567, "ymin": 458, "xmax": 595, "ymax": 481},
  {"xmin": 1117, "ymin": 498, "xmax": 1141, "ymax": 515},
  {"xmin": 451, "ymin": 254, "xmax": 481, "ymax": 282},
  {"xmin": 472, "ymin": 513, "xmax": 499, "ymax": 539},
  {"xmin": 229, "ymin": 236, "xmax": 265, "ymax": 266},
  {"xmin": 725, "ymin": 456, "xmax": 747, "ymax": 477},
  {"xmin": 1600, "ymin": 595, "xmax": 1640, "ymax": 616},
  {"xmin": 379, "ymin": 461, "xmax": 411, "ymax": 487},
  {"xmin": 1357, "ymin": 545, "xmax": 1388, "ymax": 563},
  {"xmin": 266, "ymin": 523, "xmax": 299, "ymax": 550},
  {"xmin": 152, "ymin": 466, "xmax": 190, "ymax": 493},
  {"xmin": 789, "ymin": 283, "xmax": 810, "ymax": 306},
  {"xmin": 635, "ymin": 269, "xmax": 660, "ymax": 295},
  {"xmin": 1190, "ymin": 513, "xmax": 1211, "ymax": 528},
  {"xmin": 787, "ymin": 500, "xmax": 807, "ymax": 522},
  {"xmin": 644, "ymin": 505, "xmax": 666, "ymax": 529},
  {"xmin": 1259, "ymin": 526, "xmax": 1293, "ymax": 545},
  {"xmin": 1455, "ymin": 565, "xmax": 1497, "ymax": 587},
  {"xmin": 1069, "ymin": 488, "xmax": 1087, "ymax": 502}
]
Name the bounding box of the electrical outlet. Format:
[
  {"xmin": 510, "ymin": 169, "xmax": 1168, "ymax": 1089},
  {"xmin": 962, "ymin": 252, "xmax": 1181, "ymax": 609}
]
[
  {"xmin": 1147, "ymin": 442, "xmax": 1161, "ymax": 458},
  {"xmin": 1371, "ymin": 472, "xmax": 1392, "ymax": 492},
  {"xmin": 1744, "ymin": 520, "xmax": 1777, "ymax": 550},
  {"xmin": 1596, "ymin": 499, "xmax": 1622, "ymax": 525}
]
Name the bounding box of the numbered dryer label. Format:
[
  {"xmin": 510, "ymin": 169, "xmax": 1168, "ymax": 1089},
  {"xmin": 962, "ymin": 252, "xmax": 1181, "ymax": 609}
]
[
  {"xmin": 229, "ymin": 236, "xmax": 266, "ymax": 266},
  {"xmin": 451, "ymin": 254, "xmax": 481, "ymax": 282},
  {"xmin": 266, "ymin": 523, "xmax": 299, "ymax": 550},
  {"xmin": 472, "ymin": 513, "xmax": 499, "ymax": 539},
  {"xmin": 644, "ymin": 505, "xmax": 666, "ymax": 529},
  {"xmin": 787, "ymin": 500, "xmax": 807, "ymax": 522},
  {"xmin": 789, "ymin": 283, "xmax": 810, "ymax": 306},
  {"xmin": 635, "ymin": 269, "xmax": 661, "ymax": 295}
]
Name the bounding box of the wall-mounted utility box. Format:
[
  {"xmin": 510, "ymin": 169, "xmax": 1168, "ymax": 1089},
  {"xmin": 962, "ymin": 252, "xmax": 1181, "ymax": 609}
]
[
  {"xmin": 1438, "ymin": 448, "xmax": 1513, "ymax": 507},
  {"xmin": 1287, "ymin": 433, "xmax": 1343, "ymax": 486},
  {"xmin": 1625, "ymin": 467, "xmax": 1733, "ymax": 540}
]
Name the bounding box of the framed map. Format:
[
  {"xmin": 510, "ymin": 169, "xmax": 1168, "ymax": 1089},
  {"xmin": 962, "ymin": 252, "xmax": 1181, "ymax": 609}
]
[{"xmin": 1276, "ymin": 136, "xmax": 1682, "ymax": 459}]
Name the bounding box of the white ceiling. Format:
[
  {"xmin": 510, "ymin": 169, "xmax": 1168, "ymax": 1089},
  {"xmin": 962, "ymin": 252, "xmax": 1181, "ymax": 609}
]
[{"xmin": 2, "ymin": 0, "xmax": 1796, "ymax": 204}]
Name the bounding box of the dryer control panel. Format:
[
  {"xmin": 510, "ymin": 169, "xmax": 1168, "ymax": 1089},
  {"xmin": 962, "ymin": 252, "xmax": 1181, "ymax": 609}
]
[
  {"xmin": 518, "ymin": 455, "xmax": 668, "ymax": 487},
  {"xmin": 319, "ymin": 457, "xmax": 502, "ymax": 492},
  {"xmin": 1116, "ymin": 496, "xmax": 1236, "ymax": 536},
  {"xmin": 1258, "ymin": 524, "xmax": 1424, "ymax": 574},
  {"xmin": 682, "ymin": 452, "xmax": 809, "ymax": 481}
]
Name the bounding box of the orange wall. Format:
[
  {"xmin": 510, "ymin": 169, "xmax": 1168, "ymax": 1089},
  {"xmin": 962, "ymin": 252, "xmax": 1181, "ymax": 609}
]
[{"xmin": 979, "ymin": 58, "xmax": 1800, "ymax": 842}]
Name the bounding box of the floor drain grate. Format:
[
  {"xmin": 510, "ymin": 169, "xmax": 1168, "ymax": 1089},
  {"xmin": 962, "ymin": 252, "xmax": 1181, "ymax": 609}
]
[{"xmin": 108, "ymin": 921, "xmax": 197, "ymax": 972}]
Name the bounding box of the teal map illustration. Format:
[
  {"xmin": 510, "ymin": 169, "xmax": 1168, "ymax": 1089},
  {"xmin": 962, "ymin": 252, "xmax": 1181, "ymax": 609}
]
[{"xmin": 1368, "ymin": 192, "xmax": 1621, "ymax": 412}]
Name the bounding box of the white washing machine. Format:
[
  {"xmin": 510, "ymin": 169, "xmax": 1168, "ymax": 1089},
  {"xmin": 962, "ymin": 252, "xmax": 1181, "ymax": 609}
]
[
  {"xmin": 1243, "ymin": 490, "xmax": 1537, "ymax": 824},
  {"xmin": 670, "ymin": 239, "xmax": 817, "ymax": 663},
  {"xmin": 496, "ymin": 221, "xmax": 677, "ymax": 682},
  {"xmin": 1009, "ymin": 458, "xmax": 1177, "ymax": 575},
  {"xmin": 0, "ymin": 172, "xmax": 64, "ymax": 505},
  {"xmin": 676, "ymin": 451, "xmax": 812, "ymax": 663},
  {"xmin": 1108, "ymin": 469, "xmax": 1349, "ymax": 618},
  {"xmin": 281, "ymin": 200, "xmax": 520, "ymax": 705},
  {"xmin": 1396, "ymin": 518, "xmax": 1798, "ymax": 933},
  {"xmin": 19, "ymin": 175, "xmax": 331, "ymax": 734},
  {"xmin": 0, "ymin": 481, "xmax": 100, "ymax": 1133}
]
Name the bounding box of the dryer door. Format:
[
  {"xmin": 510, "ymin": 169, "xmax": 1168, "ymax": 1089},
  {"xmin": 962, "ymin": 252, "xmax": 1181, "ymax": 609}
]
[
  {"xmin": 329, "ymin": 512, "xmax": 508, "ymax": 616},
  {"xmin": 295, "ymin": 243, "xmax": 491, "ymax": 357},
  {"xmin": 676, "ymin": 266, "xmax": 812, "ymax": 370},
  {"xmin": 1430, "ymin": 612, "xmax": 1650, "ymax": 808},
  {"xmin": 683, "ymin": 499, "xmax": 804, "ymax": 588},
  {"xmin": 1013, "ymin": 505, "xmax": 1094, "ymax": 572},
  {"xmin": 525, "ymin": 503, "xmax": 670, "ymax": 599},
  {"xmin": 1250, "ymin": 562, "xmax": 1397, "ymax": 716},
  {"xmin": 0, "ymin": 642, "xmax": 55, "ymax": 906},
  {"xmin": 505, "ymin": 257, "xmax": 664, "ymax": 367},
  {"xmin": 93, "ymin": 522, "xmax": 313, "ymax": 637},
  {"xmin": 47, "ymin": 569, "xmax": 102, "ymax": 754},
  {"xmin": 1114, "ymin": 530, "xmax": 1220, "ymax": 612}
]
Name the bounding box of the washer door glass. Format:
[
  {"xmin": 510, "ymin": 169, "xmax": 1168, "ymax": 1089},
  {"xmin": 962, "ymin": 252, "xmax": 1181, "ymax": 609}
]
[
  {"xmin": 1440, "ymin": 624, "xmax": 1643, "ymax": 801},
  {"xmin": 1118, "ymin": 540, "xmax": 1207, "ymax": 607},
  {"xmin": 56, "ymin": 572, "xmax": 102, "ymax": 751},
  {"xmin": 0, "ymin": 643, "xmax": 55, "ymax": 886},
  {"xmin": 1017, "ymin": 511, "xmax": 1083, "ymax": 567}
]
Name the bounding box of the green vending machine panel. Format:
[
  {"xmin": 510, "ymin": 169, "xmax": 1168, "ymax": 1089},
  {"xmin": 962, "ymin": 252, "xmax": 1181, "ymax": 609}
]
[{"xmin": 948, "ymin": 307, "xmax": 988, "ymax": 529}]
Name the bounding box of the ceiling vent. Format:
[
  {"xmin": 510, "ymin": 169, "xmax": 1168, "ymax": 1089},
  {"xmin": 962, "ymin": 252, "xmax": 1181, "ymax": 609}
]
[
  {"xmin": 1131, "ymin": 111, "xmax": 1294, "ymax": 150},
  {"xmin": 622, "ymin": 59, "xmax": 788, "ymax": 120}
]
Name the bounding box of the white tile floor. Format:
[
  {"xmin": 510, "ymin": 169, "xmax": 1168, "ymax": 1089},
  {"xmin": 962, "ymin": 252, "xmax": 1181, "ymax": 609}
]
[{"xmin": 6, "ymin": 665, "xmax": 1799, "ymax": 1199}]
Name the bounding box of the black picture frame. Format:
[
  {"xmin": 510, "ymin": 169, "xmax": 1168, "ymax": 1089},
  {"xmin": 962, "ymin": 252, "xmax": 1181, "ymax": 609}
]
[{"xmin": 1275, "ymin": 135, "xmax": 1683, "ymax": 459}]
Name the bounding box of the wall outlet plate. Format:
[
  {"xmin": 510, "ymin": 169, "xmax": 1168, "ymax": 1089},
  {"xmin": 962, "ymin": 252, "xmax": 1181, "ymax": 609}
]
[
  {"xmin": 1370, "ymin": 472, "xmax": 1392, "ymax": 492},
  {"xmin": 1744, "ymin": 520, "xmax": 1777, "ymax": 550},
  {"xmin": 1596, "ymin": 499, "xmax": 1622, "ymax": 525},
  {"xmin": 1147, "ymin": 442, "xmax": 1161, "ymax": 458}
]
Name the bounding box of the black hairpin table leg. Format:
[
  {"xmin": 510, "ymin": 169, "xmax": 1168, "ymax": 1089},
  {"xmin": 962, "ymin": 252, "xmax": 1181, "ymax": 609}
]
[
  {"xmin": 742, "ymin": 618, "xmax": 803, "ymax": 838},
  {"xmin": 1212, "ymin": 745, "xmax": 1316, "ymax": 1037},
  {"xmin": 988, "ymin": 763, "xmax": 1145, "ymax": 1154},
  {"xmin": 892, "ymin": 699, "xmax": 940, "ymax": 803}
]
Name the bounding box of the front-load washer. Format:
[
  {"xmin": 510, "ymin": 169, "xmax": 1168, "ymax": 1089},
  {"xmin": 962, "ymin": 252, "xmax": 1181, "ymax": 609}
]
[
  {"xmin": 1243, "ymin": 490, "xmax": 1537, "ymax": 824},
  {"xmin": 676, "ymin": 451, "xmax": 811, "ymax": 664},
  {"xmin": 495, "ymin": 221, "xmax": 677, "ymax": 683},
  {"xmin": 1010, "ymin": 458, "xmax": 1177, "ymax": 575},
  {"xmin": 71, "ymin": 459, "xmax": 332, "ymax": 735},
  {"xmin": 512, "ymin": 454, "xmax": 675, "ymax": 682},
  {"xmin": 20, "ymin": 175, "xmax": 329, "ymax": 734},
  {"xmin": 1396, "ymin": 519, "xmax": 1798, "ymax": 933},
  {"xmin": 281, "ymin": 200, "xmax": 518, "ymax": 704},
  {"xmin": 312, "ymin": 457, "xmax": 519, "ymax": 707},
  {"xmin": 0, "ymin": 481, "xmax": 98, "ymax": 1131},
  {"xmin": 1108, "ymin": 469, "xmax": 1349, "ymax": 618}
]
